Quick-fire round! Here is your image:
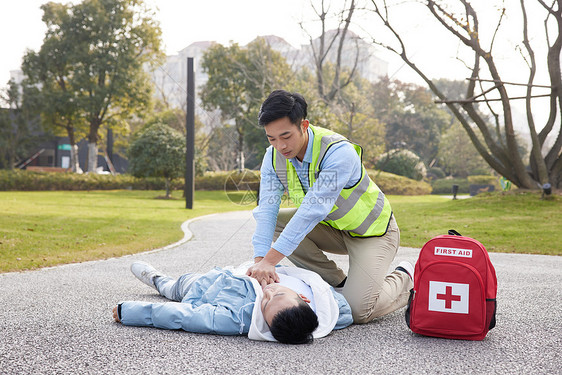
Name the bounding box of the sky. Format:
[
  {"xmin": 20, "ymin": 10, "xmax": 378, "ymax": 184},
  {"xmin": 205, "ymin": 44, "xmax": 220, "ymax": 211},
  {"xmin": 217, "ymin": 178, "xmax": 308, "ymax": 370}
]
[
  {"xmin": 0, "ymin": 0, "xmax": 553, "ymax": 121},
  {"xmin": 1, "ymin": 0, "xmax": 313, "ymax": 86}
]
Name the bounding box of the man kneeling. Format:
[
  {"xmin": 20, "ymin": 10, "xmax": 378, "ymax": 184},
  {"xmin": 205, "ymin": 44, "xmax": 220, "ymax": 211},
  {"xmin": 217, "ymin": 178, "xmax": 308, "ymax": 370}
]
[{"xmin": 112, "ymin": 261, "xmax": 353, "ymax": 344}]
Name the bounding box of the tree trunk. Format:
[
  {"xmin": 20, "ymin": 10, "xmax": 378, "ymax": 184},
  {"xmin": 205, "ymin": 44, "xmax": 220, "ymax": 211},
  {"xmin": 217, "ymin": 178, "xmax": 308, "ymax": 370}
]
[
  {"xmin": 87, "ymin": 121, "xmax": 100, "ymax": 173},
  {"xmin": 543, "ymin": 2, "xmax": 562, "ymax": 189},
  {"xmin": 165, "ymin": 177, "xmax": 171, "ymax": 199},
  {"xmin": 7, "ymin": 110, "xmax": 16, "ymax": 170},
  {"xmin": 65, "ymin": 125, "xmax": 82, "ymax": 173},
  {"xmin": 237, "ymin": 127, "xmax": 245, "ymax": 172},
  {"xmin": 238, "ymin": 150, "xmax": 245, "ymax": 172},
  {"xmin": 70, "ymin": 145, "xmax": 82, "ymax": 173},
  {"xmin": 87, "ymin": 142, "xmax": 98, "ymax": 173},
  {"xmin": 552, "ymin": 157, "xmax": 562, "ymax": 188}
]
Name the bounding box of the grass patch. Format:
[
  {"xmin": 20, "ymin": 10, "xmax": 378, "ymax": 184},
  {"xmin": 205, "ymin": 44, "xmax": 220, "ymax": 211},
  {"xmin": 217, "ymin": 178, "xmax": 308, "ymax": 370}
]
[
  {"xmin": 0, "ymin": 190, "xmax": 254, "ymax": 273},
  {"xmin": 391, "ymin": 191, "xmax": 561, "ymax": 255},
  {"xmin": 0, "ymin": 189, "xmax": 559, "ymax": 273}
]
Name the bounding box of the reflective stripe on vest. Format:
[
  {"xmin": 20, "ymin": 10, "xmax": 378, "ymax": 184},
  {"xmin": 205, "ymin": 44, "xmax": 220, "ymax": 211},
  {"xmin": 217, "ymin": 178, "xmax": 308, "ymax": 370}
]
[
  {"xmin": 272, "ymin": 125, "xmax": 392, "ymax": 237},
  {"xmin": 314, "ymin": 133, "xmax": 346, "ymax": 179},
  {"xmin": 326, "ymin": 174, "xmax": 370, "ymax": 221}
]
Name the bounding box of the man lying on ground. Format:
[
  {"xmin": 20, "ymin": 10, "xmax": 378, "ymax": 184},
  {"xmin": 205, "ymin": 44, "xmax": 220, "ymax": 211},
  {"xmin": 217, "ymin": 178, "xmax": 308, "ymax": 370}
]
[{"xmin": 112, "ymin": 261, "xmax": 353, "ymax": 344}]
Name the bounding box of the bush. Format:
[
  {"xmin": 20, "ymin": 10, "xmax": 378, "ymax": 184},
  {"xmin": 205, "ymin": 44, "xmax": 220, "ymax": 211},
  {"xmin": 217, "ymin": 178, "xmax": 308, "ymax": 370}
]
[
  {"xmin": 427, "ymin": 167, "xmax": 446, "ymax": 180},
  {"xmin": 195, "ymin": 170, "xmax": 260, "ymax": 191},
  {"xmin": 128, "ymin": 123, "xmax": 186, "ymax": 198},
  {"xmin": 0, "ymin": 170, "xmax": 184, "ymax": 191},
  {"xmin": 0, "ymin": 169, "xmax": 432, "ymax": 196},
  {"xmin": 375, "ymin": 149, "xmax": 427, "ymax": 181},
  {"xmin": 0, "ymin": 169, "xmax": 258, "ymax": 192}
]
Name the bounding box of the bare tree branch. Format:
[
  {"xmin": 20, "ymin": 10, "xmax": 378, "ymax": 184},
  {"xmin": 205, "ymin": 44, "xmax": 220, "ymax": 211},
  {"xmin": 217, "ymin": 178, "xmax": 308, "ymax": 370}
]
[
  {"xmin": 364, "ymin": 0, "xmax": 562, "ymax": 187},
  {"xmin": 327, "ymin": 0, "xmax": 357, "ymax": 101},
  {"xmin": 520, "ymin": 0, "xmax": 549, "ymax": 184},
  {"xmin": 366, "ymin": 0, "xmax": 514, "ymax": 180},
  {"xmin": 542, "ymin": 0, "xmax": 562, "ymax": 176},
  {"xmin": 476, "ymin": 79, "xmax": 504, "ymax": 149},
  {"xmin": 489, "ymin": 3, "xmax": 506, "ymax": 53},
  {"xmin": 305, "ymin": 0, "xmax": 361, "ymax": 103},
  {"xmin": 537, "ymin": 0, "xmax": 557, "ymax": 16}
]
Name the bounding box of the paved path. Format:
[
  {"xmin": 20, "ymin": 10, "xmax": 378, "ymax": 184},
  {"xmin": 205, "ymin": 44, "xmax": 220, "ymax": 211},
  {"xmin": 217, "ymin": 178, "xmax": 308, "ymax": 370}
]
[{"xmin": 1, "ymin": 211, "xmax": 560, "ymax": 374}]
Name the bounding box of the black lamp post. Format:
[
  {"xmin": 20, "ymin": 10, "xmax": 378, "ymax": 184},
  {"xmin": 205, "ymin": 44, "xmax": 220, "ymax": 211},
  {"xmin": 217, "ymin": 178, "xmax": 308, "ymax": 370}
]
[
  {"xmin": 185, "ymin": 57, "xmax": 195, "ymax": 209},
  {"xmin": 452, "ymin": 184, "xmax": 459, "ymax": 200},
  {"xmin": 542, "ymin": 183, "xmax": 552, "ymax": 199}
]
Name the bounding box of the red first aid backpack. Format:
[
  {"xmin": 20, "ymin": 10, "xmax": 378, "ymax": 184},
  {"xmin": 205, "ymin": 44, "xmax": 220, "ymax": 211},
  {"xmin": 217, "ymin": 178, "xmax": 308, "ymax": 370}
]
[{"xmin": 406, "ymin": 230, "xmax": 497, "ymax": 340}]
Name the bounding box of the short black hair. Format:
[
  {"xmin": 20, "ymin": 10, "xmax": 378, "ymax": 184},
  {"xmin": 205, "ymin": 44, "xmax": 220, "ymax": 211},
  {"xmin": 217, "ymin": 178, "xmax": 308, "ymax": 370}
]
[
  {"xmin": 258, "ymin": 90, "xmax": 308, "ymax": 127},
  {"xmin": 269, "ymin": 299, "xmax": 319, "ymax": 345}
]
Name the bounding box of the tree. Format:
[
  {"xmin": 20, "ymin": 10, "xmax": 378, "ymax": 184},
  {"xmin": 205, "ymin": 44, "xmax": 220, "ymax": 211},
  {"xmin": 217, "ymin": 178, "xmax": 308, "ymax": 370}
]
[
  {"xmin": 77, "ymin": 0, "xmax": 163, "ymax": 172},
  {"xmin": 375, "ymin": 148, "xmax": 427, "ymax": 180},
  {"xmin": 128, "ymin": 123, "xmax": 185, "ymax": 198},
  {"xmin": 200, "ymin": 38, "xmax": 294, "ymax": 171},
  {"xmin": 438, "ymin": 121, "xmax": 491, "ymax": 177},
  {"xmin": 140, "ymin": 103, "xmax": 208, "ymax": 176},
  {"xmin": 22, "ymin": 2, "xmax": 87, "ymax": 172},
  {"xmin": 25, "ymin": 0, "xmax": 163, "ymax": 173},
  {"xmin": 327, "ymin": 74, "xmax": 386, "ymax": 167},
  {"xmin": 206, "ymin": 126, "xmax": 238, "ymax": 171},
  {"xmin": 301, "ymin": 0, "xmax": 361, "ymax": 104},
  {"xmin": 371, "ymin": 78, "xmax": 449, "ymax": 165},
  {"xmin": 301, "ymin": 0, "xmax": 389, "ymax": 161},
  {"xmin": 0, "ymin": 80, "xmax": 43, "ymax": 169},
  {"xmin": 366, "ymin": 0, "xmax": 562, "ymax": 189}
]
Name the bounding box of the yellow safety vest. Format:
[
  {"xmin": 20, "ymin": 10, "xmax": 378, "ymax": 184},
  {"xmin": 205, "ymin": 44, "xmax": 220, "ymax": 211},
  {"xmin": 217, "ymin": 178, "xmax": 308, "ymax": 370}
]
[{"xmin": 272, "ymin": 125, "xmax": 392, "ymax": 237}]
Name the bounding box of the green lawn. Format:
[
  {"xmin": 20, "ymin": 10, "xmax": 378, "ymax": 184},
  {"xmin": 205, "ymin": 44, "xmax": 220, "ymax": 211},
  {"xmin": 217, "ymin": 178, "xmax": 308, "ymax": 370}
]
[
  {"xmin": 0, "ymin": 190, "xmax": 254, "ymax": 273},
  {"xmin": 0, "ymin": 190, "xmax": 559, "ymax": 273},
  {"xmin": 391, "ymin": 192, "xmax": 561, "ymax": 255}
]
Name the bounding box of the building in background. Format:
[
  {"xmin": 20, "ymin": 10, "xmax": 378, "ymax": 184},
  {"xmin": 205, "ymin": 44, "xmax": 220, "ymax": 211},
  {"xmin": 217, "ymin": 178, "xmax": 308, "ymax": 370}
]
[
  {"xmin": 13, "ymin": 135, "xmax": 128, "ymax": 174},
  {"xmin": 151, "ymin": 30, "xmax": 389, "ymax": 116}
]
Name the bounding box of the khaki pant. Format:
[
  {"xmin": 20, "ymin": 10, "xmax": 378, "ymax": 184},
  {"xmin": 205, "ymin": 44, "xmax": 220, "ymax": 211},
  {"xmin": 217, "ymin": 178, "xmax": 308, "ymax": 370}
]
[{"xmin": 275, "ymin": 208, "xmax": 412, "ymax": 323}]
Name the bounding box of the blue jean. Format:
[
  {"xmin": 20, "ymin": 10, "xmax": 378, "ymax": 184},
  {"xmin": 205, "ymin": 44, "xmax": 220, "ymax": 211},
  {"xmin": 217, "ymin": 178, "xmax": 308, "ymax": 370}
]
[{"xmin": 154, "ymin": 273, "xmax": 202, "ymax": 302}]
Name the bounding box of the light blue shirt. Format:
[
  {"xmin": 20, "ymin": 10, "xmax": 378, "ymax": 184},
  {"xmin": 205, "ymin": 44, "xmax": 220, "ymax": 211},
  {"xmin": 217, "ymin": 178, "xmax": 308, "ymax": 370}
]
[{"xmin": 252, "ymin": 127, "xmax": 363, "ymax": 258}]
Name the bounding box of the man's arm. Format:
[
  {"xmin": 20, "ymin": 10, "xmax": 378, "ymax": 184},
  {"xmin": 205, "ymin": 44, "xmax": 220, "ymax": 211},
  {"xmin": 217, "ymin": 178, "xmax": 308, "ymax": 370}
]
[
  {"xmin": 114, "ymin": 301, "xmax": 248, "ymax": 335},
  {"xmin": 252, "ymin": 146, "xmax": 284, "ymax": 259},
  {"xmin": 249, "ymin": 147, "xmax": 284, "ymax": 285}
]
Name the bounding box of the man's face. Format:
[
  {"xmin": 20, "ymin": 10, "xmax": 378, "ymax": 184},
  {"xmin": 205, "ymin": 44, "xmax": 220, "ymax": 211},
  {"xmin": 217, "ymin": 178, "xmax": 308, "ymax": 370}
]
[
  {"xmin": 264, "ymin": 117, "xmax": 309, "ymax": 161},
  {"xmin": 261, "ymin": 283, "xmax": 307, "ymax": 326}
]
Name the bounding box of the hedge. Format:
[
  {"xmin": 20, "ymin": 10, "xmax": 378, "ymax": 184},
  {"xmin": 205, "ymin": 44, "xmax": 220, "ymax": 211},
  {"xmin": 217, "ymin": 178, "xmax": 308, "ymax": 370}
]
[
  {"xmin": 0, "ymin": 170, "xmax": 183, "ymax": 191},
  {"xmin": 0, "ymin": 169, "xmax": 431, "ymax": 195},
  {"xmin": 195, "ymin": 169, "xmax": 431, "ymax": 195},
  {"xmin": 195, "ymin": 170, "xmax": 260, "ymax": 191}
]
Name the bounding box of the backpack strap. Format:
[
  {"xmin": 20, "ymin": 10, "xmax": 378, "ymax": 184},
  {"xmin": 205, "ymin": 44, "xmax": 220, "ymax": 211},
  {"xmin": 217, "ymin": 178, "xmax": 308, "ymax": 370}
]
[{"xmin": 448, "ymin": 229, "xmax": 462, "ymax": 236}]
